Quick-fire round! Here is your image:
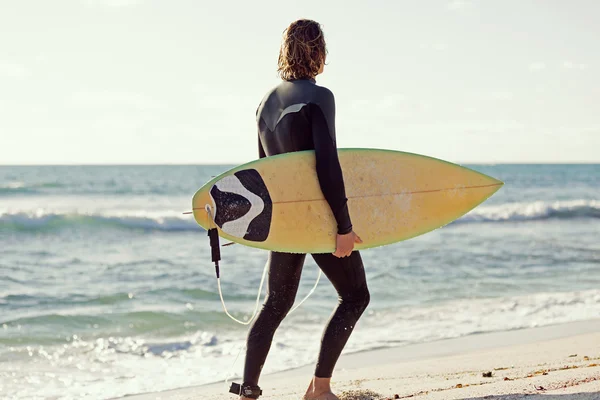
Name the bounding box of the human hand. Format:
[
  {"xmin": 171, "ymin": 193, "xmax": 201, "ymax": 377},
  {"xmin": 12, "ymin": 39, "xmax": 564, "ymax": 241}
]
[{"xmin": 332, "ymin": 231, "xmax": 363, "ymax": 258}]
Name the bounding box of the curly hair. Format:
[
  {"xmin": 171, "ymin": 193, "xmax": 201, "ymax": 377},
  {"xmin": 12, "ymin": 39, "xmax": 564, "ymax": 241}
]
[{"xmin": 277, "ymin": 19, "xmax": 327, "ymax": 81}]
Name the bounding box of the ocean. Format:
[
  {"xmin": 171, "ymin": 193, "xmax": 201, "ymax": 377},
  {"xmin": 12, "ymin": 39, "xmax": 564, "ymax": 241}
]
[{"xmin": 1, "ymin": 163, "xmax": 599, "ymax": 399}]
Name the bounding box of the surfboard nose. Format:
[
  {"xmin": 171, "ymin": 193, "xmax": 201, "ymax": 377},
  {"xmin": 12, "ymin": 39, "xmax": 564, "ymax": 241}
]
[{"xmin": 474, "ymin": 171, "xmax": 504, "ymax": 196}]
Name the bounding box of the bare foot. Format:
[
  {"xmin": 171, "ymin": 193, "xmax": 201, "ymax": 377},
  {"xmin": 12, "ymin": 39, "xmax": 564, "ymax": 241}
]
[
  {"xmin": 303, "ymin": 376, "xmax": 340, "ymax": 400},
  {"xmin": 302, "ymin": 391, "xmax": 340, "ymax": 400}
]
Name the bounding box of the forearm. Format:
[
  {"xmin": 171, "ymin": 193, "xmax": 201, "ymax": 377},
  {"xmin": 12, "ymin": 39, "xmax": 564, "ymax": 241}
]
[
  {"xmin": 310, "ymin": 102, "xmax": 352, "ymax": 234},
  {"xmin": 315, "ymin": 149, "xmax": 353, "ymax": 234}
]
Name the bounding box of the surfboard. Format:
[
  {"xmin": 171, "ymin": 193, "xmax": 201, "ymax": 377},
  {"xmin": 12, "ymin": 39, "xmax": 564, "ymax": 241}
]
[{"xmin": 192, "ymin": 148, "xmax": 503, "ymax": 254}]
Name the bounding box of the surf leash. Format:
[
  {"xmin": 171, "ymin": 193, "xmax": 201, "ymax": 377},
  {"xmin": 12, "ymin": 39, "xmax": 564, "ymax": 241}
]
[{"xmin": 203, "ymin": 204, "xmax": 322, "ymax": 392}]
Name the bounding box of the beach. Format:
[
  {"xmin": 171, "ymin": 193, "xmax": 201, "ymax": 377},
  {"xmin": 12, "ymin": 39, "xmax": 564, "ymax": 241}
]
[
  {"xmin": 2, "ymin": 1, "xmax": 600, "ymax": 399},
  {"xmin": 117, "ymin": 320, "xmax": 600, "ymax": 400},
  {"xmin": 3, "ymin": 2, "xmax": 600, "ymax": 398},
  {"xmin": 1, "ymin": 164, "xmax": 599, "ymax": 399}
]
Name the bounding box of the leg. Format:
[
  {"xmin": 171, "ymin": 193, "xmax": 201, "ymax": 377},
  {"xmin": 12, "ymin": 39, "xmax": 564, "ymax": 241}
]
[
  {"xmin": 242, "ymin": 251, "xmax": 306, "ymax": 387},
  {"xmin": 304, "ymin": 251, "xmax": 370, "ymax": 399}
]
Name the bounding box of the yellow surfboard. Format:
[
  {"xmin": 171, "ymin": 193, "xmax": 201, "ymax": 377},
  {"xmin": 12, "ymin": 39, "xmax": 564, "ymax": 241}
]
[{"xmin": 192, "ymin": 149, "xmax": 503, "ymax": 254}]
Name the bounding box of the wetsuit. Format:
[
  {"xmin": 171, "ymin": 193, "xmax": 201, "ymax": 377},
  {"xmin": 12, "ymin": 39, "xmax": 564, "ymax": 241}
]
[{"xmin": 242, "ymin": 78, "xmax": 370, "ymax": 386}]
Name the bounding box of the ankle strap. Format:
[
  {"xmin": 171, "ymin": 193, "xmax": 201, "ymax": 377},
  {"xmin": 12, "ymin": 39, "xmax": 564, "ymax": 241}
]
[{"xmin": 229, "ymin": 382, "xmax": 262, "ymax": 399}]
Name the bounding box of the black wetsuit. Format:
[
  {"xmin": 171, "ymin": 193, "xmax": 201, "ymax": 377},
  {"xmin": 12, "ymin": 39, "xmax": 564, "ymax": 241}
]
[{"xmin": 243, "ymin": 78, "xmax": 370, "ymax": 385}]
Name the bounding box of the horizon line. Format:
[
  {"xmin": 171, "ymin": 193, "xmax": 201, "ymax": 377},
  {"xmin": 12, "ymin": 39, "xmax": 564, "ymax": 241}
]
[{"xmin": 2, "ymin": 161, "xmax": 600, "ymax": 167}]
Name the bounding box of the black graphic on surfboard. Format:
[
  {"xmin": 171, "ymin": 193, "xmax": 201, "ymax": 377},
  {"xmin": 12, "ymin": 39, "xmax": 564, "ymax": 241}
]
[{"xmin": 209, "ymin": 169, "xmax": 272, "ymax": 242}]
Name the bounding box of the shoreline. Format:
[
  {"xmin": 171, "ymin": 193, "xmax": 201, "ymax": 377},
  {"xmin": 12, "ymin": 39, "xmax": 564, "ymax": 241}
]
[{"xmin": 116, "ymin": 318, "xmax": 600, "ymax": 400}]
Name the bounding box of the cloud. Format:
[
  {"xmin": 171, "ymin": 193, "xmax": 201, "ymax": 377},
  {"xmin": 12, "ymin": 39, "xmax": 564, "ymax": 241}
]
[
  {"xmin": 581, "ymin": 126, "xmax": 600, "ymax": 136},
  {"xmin": 83, "ymin": 0, "xmax": 144, "ymax": 7},
  {"xmin": 0, "ymin": 61, "xmax": 28, "ymax": 78},
  {"xmin": 378, "ymin": 94, "xmax": 406, "ymax": 111},
  {"xmin": 348, "ymin": 94, "xmax": 432, "ymax": 121},
  {"xmin": 352, "ymin": 94, "xmax": 407, "ymax": 114},
  {"xmin": 528, "ymin": 62, "xmax": 546, "ymax": 71},
  {"xmin": 563, "ymin": 61, "xmax": 588, "ymax": 70},
  {"xmin": 69, "ymin": 90, "xmax": 163, "ymax": 110},
  {"xmin": 447, "ymin": 0, "xmax": 471, "ymax": 10},
  {"xmin": 192, "ymin": 84, "xmax": 257, "ymax": 113},
  {"xmin": 419, "ymin": 42, "xmax": 448, "ymax": 52},
  {"xmin": 487, "ymin": 91, "xmax": 514, "ymax": 101}
]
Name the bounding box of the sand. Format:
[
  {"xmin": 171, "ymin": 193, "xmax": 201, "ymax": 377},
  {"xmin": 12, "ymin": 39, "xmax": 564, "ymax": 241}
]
[{"xmin": 116, "ymin": 319, "xmax": 600, "ymax": 400}]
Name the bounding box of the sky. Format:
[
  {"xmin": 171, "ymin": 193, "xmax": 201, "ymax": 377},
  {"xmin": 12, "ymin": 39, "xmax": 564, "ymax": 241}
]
[{"xmin": 1, "ymin": 0, "xmax": 599, "ymax": 165}]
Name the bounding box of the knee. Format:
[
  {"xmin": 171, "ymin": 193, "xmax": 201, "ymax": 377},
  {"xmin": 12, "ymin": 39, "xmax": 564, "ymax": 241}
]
[
  {"xmin": 358, "ymin": 286, "xmax": 371, "ymax": 312},
  {"xmin": 262, "ymin": 290, "xmax": 295, "ymax": 320},
  {"xmin": 340, "ymin": 285, "xmax": 370, "ymax": 314}
]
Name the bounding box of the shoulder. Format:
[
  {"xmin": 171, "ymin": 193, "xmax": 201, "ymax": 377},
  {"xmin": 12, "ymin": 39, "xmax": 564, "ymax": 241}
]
[
  {"xmin": 315, "ymin": 84, "xmax": 334, "ymax": 102},
  {"xmin": 311, "ymin": 84, "xmax": 335, "ymax": 115},
  {"xmin": 261, "ymin": 83, "xmax": 282, "ymax": 104},
  {"xmin": 256, "ymin": 83, "xmax": 281, "ymax": 116}
]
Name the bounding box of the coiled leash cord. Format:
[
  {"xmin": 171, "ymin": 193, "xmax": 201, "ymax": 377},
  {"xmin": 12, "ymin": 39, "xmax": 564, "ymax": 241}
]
[{"xmin": 205, "ymin": 205, "xmax": 322, "ymax": 395}]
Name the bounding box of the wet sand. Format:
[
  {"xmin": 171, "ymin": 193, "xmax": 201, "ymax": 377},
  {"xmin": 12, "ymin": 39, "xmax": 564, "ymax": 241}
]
[{"xmin": 117, "ymin": 319, "xmax": 600, "ymax": 400}]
